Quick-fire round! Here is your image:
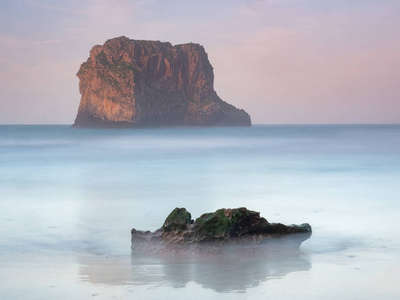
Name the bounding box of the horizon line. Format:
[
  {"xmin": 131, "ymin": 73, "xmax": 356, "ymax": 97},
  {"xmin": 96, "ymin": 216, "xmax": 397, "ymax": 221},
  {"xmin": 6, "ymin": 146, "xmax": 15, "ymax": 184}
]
[{"xmin": 1, "ymin": 123, "xmax": 399, "ymax": 126}]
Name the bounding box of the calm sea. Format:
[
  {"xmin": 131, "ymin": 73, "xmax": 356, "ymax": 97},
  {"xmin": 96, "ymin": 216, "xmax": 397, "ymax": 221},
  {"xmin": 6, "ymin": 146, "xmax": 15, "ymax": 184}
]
[{"xmin": 0, "ymin": 125, "xmax": 399, "ymax": 299}]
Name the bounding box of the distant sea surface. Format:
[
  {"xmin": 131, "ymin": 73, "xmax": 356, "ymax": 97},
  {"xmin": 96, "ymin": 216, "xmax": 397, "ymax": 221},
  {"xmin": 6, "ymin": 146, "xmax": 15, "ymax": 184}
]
[{"xmin": 1, "ymin": 125, "xmax": 399, "ymax": 299}]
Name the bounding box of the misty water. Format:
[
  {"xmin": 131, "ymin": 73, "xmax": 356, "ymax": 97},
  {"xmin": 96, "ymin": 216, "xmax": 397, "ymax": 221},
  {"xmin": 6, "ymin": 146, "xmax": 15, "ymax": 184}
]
[{"xmin": 0, "ymin": 125, "xmax": 399, "ymax": 299}]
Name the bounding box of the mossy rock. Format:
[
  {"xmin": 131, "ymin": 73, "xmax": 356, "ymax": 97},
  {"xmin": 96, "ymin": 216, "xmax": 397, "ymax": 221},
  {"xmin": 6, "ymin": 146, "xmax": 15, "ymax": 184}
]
[
  {"xmin": 163, "ymin": 207, "xmax": 192, "ymax": 232},
  {"xmin": 194, "ymin": 207, "xmax": 262, "ymax": 238},
  {"xmin": 131, "ymin": 207, "xmax": 312, "ymax": 253}
]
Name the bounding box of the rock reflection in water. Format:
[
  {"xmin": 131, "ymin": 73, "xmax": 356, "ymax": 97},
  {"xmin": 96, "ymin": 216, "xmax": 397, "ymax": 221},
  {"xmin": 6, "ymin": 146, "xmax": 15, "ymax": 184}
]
[{"xmin": 80, "ymin": 234, "xmax": 311, "ymax": 293}]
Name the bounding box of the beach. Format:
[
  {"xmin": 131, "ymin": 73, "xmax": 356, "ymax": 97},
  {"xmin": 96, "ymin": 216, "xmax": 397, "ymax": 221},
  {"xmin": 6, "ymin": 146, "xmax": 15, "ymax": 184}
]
[{"xmin": 1, "ymin": 125, "xmax": 399, "ymax": 299}]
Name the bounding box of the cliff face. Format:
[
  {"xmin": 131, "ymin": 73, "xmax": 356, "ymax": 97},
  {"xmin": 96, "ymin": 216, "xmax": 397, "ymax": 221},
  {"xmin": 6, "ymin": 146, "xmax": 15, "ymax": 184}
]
[{"xmin": 73, "ymin": 36, "xmax": 251, "ymax": 127}]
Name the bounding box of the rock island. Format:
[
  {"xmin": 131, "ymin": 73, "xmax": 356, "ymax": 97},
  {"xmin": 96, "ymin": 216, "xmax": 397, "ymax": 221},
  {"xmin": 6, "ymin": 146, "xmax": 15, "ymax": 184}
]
[{"xmin": 73, "ymin": 36, "xmax": 251, "ymax": 128}]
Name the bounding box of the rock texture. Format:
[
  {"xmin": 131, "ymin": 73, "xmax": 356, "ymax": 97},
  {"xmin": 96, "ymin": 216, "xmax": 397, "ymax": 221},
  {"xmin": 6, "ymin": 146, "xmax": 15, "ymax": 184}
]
[
  {"xmin": 73, "ymin": 36, "xmax": 251, "ymax": 128},
  {"xmin": 131, "ymin": 207, "xmax": 312, "ymax": 254}
]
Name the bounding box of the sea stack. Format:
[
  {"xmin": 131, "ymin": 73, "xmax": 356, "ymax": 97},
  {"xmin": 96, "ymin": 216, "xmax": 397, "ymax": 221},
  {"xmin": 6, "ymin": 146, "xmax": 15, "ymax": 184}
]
[{"xmin": 72, "ymin": 36, "xmax": 251, "ymax": 128}]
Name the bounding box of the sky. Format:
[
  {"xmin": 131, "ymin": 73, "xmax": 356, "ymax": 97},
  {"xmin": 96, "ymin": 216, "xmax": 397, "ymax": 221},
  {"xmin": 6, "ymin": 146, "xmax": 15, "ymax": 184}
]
[{"xmin": 0, "ymin": 0, "xmax": 399, "ymax": 124}]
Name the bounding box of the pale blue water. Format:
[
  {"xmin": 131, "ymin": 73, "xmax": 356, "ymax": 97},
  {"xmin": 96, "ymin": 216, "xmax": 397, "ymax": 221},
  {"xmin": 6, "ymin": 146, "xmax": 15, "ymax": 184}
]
[{"xmin": 0, "ymin": 125, "xmax": 399, "ymax": 299}]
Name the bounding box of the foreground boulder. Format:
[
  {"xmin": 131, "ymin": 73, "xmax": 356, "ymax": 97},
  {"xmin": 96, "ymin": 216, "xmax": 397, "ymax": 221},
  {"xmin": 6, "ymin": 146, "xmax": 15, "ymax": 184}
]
[
  {"xmin": 131, "ymin": 207, "xmax": 311, "ymax": 254},
  {"xmin": 73, "ymin": 36, "xmax": 251, "ymax": 128}
]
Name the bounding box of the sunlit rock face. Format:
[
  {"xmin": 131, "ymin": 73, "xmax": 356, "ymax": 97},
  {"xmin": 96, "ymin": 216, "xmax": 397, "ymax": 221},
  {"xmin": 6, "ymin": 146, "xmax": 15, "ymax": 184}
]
[
  {"xmin": 131, "ymin": 207, "xmax": 312, "ymax": 254},
  {"xmin": 73, "ymin": 36, "xmax": 251, "ymax": 128}
]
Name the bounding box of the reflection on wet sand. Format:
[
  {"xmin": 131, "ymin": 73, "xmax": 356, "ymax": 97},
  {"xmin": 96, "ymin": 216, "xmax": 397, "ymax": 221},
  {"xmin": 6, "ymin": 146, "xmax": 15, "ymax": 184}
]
[{"xmin": 80, "ymin": 235, "xmax": 311, "ymax": 293}]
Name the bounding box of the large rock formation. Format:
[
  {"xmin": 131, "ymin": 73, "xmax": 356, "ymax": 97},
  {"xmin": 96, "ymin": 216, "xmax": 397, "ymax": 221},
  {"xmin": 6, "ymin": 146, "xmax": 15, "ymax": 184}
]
[
  {"xmin": 131, "ymin": 207, "xmax": 312, "ymax": 254},
  {"xmin": 73, "ymin": 36, "xmax": 251, "ymax": 128}
]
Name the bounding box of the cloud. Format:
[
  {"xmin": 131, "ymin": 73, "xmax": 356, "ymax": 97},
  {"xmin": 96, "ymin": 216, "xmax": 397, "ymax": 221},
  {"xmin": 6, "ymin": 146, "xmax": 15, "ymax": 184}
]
[
  {"xmin": 0, "ymin": 36, "xmax": 66, "ymax": 77},
  {"xmin": 209, "ymin": 2, "xmax": 400, "ymax": 124},
  {"xmin": 30, "ymin": 39, "xmax": 64, "ymax": 46},
  {"xmin": 29, "ymin": 1, "xmax": 85, "ymax": 15}
]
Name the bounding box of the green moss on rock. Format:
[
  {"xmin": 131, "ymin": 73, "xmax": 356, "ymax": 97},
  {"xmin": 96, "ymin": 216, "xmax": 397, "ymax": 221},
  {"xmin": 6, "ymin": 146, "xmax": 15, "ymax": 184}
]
[
  {"xmin": 109, "ymin": 61, "xmax": 141, "ymax": 76},
  {"xmin": 194, "ymin": 208, "xmax": 261, "ymax": 238},
  {"xmin": 163, "ymin": 207, "xmax": 192, "ymax": 232}
]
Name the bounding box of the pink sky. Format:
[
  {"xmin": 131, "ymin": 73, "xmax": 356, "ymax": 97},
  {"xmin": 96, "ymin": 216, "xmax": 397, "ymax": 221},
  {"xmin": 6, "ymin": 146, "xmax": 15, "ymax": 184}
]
[{"xmin": 0, "ymin": 0, "xmax": 399, "ymax": 124}]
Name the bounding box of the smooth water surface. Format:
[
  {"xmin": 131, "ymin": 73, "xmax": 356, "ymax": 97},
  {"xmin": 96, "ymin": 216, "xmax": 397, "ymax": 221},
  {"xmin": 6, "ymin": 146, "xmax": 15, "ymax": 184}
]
[{"xmin": 0, "ymin": 125, "xmax": 399, "ymax": 299}]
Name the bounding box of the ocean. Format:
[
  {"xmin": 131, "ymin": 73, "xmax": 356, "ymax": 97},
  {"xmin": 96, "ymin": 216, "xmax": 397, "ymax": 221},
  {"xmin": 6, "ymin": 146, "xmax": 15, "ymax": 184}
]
[{"xmin": 0, "ymin": 124, "xmax": 399, "ymax": 299}]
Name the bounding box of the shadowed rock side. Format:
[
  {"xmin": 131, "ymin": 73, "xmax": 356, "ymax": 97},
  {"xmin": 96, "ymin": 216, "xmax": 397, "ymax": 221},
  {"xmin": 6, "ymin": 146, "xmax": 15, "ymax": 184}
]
[
  {"xmin": 73, "ymin": 36, "xmax": 251, "ymax": 128},
  {"xmin": 131, "ymin": 207, "xmax": 312, "ymax": 254}
]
